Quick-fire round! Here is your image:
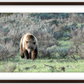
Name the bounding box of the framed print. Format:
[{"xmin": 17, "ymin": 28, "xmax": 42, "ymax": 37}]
[{"xmin": 0, "ymin": 2, "xmax": 84, "ymax": 83}]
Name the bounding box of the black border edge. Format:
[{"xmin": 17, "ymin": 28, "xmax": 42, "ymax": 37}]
[
  {"xmin": 0, "ymin": 80, "xmax": 84, "ymax": 83},
  {"xmin": 0, "ymin": 2, "xmax": 84, "ymax": 5}
]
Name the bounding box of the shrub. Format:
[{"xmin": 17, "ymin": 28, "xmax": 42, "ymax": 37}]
[
  {"xmin": 69, "ymin": 27, "xmax": 84, "ymax": 58},
  {"xmin": 4, "ymin": 27, "xmax": 10, "ymax": 35},
  {"xmin": 58, "ymin": 48, "xmax": 69, "ymax": 58},
  {"xmin": 68, "ymin": 14, "xmax": 84, "ymax": 23},
  {"xmin": 63, "ymin": 32, "xmax": 72, "ymax": 38}
]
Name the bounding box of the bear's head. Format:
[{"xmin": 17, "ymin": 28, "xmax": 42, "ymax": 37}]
[{"xmin": 24, "ymin": 34, "xmax": 36, "ymax": 54}]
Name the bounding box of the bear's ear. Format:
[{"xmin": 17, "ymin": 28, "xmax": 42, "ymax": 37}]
[{"xmin": 33, "ymin": 42, "xmax": 36, "ymax": 44}]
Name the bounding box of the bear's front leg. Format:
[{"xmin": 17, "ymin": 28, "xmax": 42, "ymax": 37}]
[
  {"xmin": 34, "ymin": 47, "xmax": 38, "ymax": 59},
  {"xmin": 20, "ymin": 42, "xmax": 25, "ymax": 59},
  {"xmin": 24, "ymin": 50, "xmax": 29, "ymax": 59},
  {"xmin": 31, "ymin": 50, "xmax": 36, "ymax": 60},
  {"xmin": 31, "ymin": 47, "xmax": 38, "ymax": 60},
  {"xmin": 21, "ymin": 53, "xmax": 25, "ymax": 59}
]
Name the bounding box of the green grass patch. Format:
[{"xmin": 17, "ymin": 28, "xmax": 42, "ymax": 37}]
[{"xmin": 0, "ymin": 55, "xmax": 83, "ymax": 72}]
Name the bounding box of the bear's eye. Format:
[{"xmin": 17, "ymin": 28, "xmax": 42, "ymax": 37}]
[
  {"xmin": 33, "ymin": 42, "xmax": 36, "ymax": 44},
  {"xmin": 26, "ymin": 41, "xmax": 28, "ymax": 43}
]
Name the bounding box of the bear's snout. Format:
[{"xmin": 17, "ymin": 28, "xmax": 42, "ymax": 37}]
[{"xmin": 28, "ymin": 49, "xmax": 32, "ymax": 54}]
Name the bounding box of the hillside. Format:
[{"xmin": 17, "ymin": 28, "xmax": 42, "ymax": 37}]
[{"xmin": 0, "ymin": 13, "xmax": 84, "ymax": 72}]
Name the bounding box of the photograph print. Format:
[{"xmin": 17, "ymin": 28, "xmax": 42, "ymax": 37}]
[{"xmin": 0, "ymin": 13, "xmax": 83, "ymax": 72}]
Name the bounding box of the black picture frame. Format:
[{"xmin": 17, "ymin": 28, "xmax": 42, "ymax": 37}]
[
  {"xmin": 0, "ymin": 80, "xmax": 84, "ymax": 83},
  {"xmin": 0, "ymin": 2, "xmax": 84, "ymax": 5},
  {"xmin": 0, "ymin": 2, "xmax": 84, "ymax": 83}
]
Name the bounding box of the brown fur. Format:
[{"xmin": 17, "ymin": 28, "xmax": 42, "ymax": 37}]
[{"xmin": 20, "ymin": 33, "xmax": 38, "ymax": 60}]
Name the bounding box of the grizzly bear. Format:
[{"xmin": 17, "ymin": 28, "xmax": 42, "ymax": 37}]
[{"xmin": 20, "ymin": 33, "xmax": 38, "ymax": 60}]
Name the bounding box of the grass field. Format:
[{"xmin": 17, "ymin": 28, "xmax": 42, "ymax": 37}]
[
  {"xmin": 0, "ymin": 55, "xmax": 84, "ymax": 72},
  {"xmin": 0, "ymin": 37, "xmax": 83, "ymax": 72}
]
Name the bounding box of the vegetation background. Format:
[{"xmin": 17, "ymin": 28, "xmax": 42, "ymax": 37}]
[{"xmin": 0, "ymin": 13, "xmax": 84, "ymax": 72}]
